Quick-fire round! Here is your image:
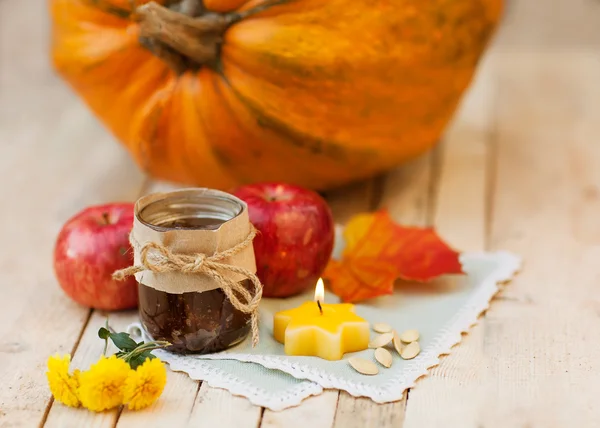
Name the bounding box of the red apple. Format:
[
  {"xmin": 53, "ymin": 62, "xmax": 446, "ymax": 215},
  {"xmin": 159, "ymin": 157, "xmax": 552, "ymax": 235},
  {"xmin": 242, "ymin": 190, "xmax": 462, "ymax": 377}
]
[
  {"xmin": 53, "ymin": 203, "xmax": 138, "ymax": 310},
  {"xmin": 232, "ymin": 182, "xmax": 334, "ymax": 298}
]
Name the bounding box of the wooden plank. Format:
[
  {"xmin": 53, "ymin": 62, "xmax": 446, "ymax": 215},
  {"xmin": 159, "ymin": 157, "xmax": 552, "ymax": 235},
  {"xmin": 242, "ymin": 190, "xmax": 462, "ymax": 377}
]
[
  {"xmin": 378, "ymin": 155, "xmax": 432, "ymax": 226},
  {"xmin": 324, "ymin": 180, "xmax": 376, "ymax": 225},
  {"xmin": 333, "ymin": 392, "xmax": 406, "ymax": 428},
  {"xmin": 427, "ymin": 56, "xmax": 495, "ymax": 251},
  {"xmin": 187, "ymin": 384, "xmax": 262, "ymax": 428},
  {"xmin": 261, "ymin": 391, "xmax": 338, "ymax": 428},
  {"xmin": 496, "ymin": 0, "xmax": 600, "ymax": 50},
  {"xmin": 401, "ymin": 51, "xmax": 497, "ymax": 428},
  {"xmin": 117, "ymin": 366, "xmax": 199, "ymax": 427},
  {"xmin": 480, "ymin": 50, "xmax": 600, "ymax": 428},
  {"xmin": 0, "ymin": 0, "xmax": 146, "ymax": 423},
  {"xmin": 0, "ymin": 122, "xmax": 143, "ymax": 425}
]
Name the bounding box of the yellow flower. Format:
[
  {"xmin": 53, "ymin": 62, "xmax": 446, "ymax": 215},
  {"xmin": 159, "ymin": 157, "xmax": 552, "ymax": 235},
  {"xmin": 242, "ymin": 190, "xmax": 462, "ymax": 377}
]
[
  {"xmin": 78, "ymin": 355, "xmax": 131, "ymax": 412},
  {"xmin": 123, "ymin": 358, "xmax": 167, "ymax": 410},
  {"xmin": 46, "ymin": 354, "xmax": 80, "ymax": 408}
]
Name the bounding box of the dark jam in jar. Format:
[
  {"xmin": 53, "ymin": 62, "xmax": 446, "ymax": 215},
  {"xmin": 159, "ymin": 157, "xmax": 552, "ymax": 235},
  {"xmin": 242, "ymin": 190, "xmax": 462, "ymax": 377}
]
[
  {"xmin": 137, "ymin": 195, "xmax": 251, "ymax": 354},
  {"xmin": 138, "ymin": 281, "xmax": 251, "ymax": 354}
]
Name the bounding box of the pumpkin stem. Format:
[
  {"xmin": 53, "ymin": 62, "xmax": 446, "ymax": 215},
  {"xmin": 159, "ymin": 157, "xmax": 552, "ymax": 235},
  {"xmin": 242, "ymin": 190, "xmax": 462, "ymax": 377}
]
[
  {"xmin": 135, "ymin": 0, "xmax": 289, "ymax": 74},
  {"xmin": 136, "ymin": 1, "xmax": 231, "ymax": 72},
  {"xmin": 177, "ymin": 0, "xmax": 204, "ymax": 17}
]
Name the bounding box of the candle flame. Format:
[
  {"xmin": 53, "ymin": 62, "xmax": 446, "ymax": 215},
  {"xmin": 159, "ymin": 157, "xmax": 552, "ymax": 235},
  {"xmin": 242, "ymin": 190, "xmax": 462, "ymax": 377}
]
[{"xmin": 314, "ymin": 278, "xmax": 325, "ymax": 303}]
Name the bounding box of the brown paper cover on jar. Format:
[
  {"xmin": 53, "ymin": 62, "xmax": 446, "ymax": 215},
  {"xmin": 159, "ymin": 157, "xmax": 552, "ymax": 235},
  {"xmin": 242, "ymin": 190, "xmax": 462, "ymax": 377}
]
[{"xmin": 131, "ymin": 188, "xmax": 257, "ymax": 294}]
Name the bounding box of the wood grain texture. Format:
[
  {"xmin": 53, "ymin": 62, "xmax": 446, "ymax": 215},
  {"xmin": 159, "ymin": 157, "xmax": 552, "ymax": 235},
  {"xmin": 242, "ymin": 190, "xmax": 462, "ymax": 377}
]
[
  {"xmin": 0, "ymin": 0, "xmax": 145, "ymax": 424},
  {"xmin": 187, "ymin": 384, "xmax": 262, "ymax": 428},
  {"xmin": 261, "ymin": 391, "xmax": 338, "ymax": 428},
  {"xmin": 378, "ymin": 155, "xmax": 432, "ymax": 226},
  {"xmin": 482, "ymin": 50, "xmax": 600, "ymax": 428},
  {"xmin": 333, "ymin": 392, "xmax": 406, "ymax": 428},
  {"xmin": 323, "ymin": 180, "xmax": 377, "ymax": 225},
  {"xmin": 117, "ymin": 370, "xmax": 199, "ymax": 427},
  {"xmin": 0, "ymin": 129, "xmax": 143, "ymax": 427},
  {"xmin": 2, "ymin": 0, "xmax": 600, "ymax": 424},
  {"xmin": 401, "ymin": 51, "xmax": 496, "ymax": 428},
  {"xmin": 496, "ymin": 0, "xmax": 600, "ymax": 49}
]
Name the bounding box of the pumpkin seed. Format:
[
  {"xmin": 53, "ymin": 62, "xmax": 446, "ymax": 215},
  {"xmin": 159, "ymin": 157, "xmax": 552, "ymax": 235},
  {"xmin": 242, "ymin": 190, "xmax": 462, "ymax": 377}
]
[
  {"xmin": 374, "ymin": 347, "xmax": 393, "ymax": 368},
  {"xmin": 399, "ymin": 329, "xmax": 420, "ymax": 343},
  {"xmin": 392, "ymin": 330, "xmax": 403, "ymax": 356},
  {"xmin": 368, "ymin": 332, "xmax": 394, "ymax": 349},
  {"xmin": 348, "ymin": 357, "xmax": 379, "ymax": 375},
  {"xmin": 372, "ymin": 322, "xmax": 392, "ymax": 334},
  {"xmin": 400, "ymin": 341, "xmax": 421, "ymax": 360}
]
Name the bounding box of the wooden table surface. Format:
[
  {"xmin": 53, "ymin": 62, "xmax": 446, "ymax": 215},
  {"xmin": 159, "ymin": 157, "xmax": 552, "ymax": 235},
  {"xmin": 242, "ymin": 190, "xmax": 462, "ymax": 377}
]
[{"xmin": 2, "ymin": 0, "xmax": 600, "ymax": 426}]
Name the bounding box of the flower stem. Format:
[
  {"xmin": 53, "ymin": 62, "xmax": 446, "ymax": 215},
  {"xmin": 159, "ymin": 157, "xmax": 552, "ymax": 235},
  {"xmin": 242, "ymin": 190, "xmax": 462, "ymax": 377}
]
[{"xmin": 120, "ymin": 341, "xmax": 171, "ymax": 364}]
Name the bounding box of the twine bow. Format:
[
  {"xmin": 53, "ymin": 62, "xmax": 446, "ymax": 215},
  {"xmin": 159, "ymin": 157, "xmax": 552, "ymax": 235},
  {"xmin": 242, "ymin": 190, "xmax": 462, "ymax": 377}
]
[{"xmin": 113, "ymin": 227, "xmax": 263, "ymax": 347}]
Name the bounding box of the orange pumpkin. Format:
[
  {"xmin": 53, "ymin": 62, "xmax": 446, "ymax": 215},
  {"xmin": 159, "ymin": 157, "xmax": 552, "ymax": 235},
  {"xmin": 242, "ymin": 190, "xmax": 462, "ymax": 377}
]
[{"xmin": 51, "ymin": 0, "xmax": 501, "ymax": 190}]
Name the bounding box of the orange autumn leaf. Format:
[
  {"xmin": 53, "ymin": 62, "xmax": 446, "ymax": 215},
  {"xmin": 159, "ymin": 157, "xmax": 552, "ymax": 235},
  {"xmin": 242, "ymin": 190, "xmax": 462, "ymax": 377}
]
[
  {"xmin": 325, "ymin": 258, "xmax": 399, "ymax": 303},
  {"xmin": 323, "ymin": 210, "xmax": 463, "ymax": 303}
]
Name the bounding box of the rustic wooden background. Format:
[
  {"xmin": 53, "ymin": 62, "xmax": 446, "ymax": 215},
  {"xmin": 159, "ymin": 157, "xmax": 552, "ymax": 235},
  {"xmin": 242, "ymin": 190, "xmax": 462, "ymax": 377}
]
[{"xmin": 1, "ymin": 0, "xmax": 599, "ymax": 426}]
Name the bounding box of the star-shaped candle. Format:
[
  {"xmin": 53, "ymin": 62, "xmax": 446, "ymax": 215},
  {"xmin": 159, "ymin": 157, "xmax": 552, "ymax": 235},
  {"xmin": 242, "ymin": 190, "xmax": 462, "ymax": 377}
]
[{"xmin": 273, "ymin": 279, "xmax": 370, "ymax": 360}]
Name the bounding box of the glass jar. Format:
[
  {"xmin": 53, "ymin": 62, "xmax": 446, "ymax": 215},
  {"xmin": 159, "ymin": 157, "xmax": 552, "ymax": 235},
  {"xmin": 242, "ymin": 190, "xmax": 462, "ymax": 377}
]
[{"xmin": 134, "ymin": 188, "xmax": 255, "ymax": 354}]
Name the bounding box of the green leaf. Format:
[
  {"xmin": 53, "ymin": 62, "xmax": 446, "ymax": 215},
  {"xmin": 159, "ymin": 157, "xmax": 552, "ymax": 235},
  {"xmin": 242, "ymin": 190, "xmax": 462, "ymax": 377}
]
[
  {"xmin": 141, "ymin": 351, "xmax": 156, "ymax": 361},
  {"xmin": 109, "ymin": 332, "xmax": 138, "ymax": 352},
  {"xmin": 128, "ymin": 350, "xmax": 157, "ymax": 370},
  {"xmin": 128, "ymin": 355, "xmax": 146, "ymax": 370},
  {"xmin": 98, "ymin": 327, "xmax": 110, "ymax": 340}
]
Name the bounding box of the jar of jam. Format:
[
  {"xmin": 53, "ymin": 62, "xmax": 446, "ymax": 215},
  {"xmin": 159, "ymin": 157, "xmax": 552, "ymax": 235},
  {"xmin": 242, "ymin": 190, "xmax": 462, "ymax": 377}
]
[{"xmin": 131, "ymin": 188, "xmax": 258, "ymax": 354}]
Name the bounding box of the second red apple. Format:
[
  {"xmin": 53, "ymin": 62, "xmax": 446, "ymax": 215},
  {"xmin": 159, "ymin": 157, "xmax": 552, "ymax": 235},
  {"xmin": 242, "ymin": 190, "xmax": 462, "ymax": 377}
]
[
  {"xmin": 233, "ymin": 182, "xmax": 334, "ymax": 298},
  {"xmin": 53, "ymin": 203, "xmax": 138, "ymax": 310}
]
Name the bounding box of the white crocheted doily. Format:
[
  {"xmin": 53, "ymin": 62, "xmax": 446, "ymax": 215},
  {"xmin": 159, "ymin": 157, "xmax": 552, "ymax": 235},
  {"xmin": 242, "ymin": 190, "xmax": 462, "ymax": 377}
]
[{"xmin": 130, "ymin": 251, "xmax": 521, "ymax": 410}]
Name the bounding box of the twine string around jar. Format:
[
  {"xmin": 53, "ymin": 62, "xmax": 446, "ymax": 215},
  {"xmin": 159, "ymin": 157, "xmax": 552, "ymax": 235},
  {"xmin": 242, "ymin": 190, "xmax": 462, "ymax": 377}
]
[{"xmin": 113, "ymin": 226, "xmax": 263, "ymax": 347}]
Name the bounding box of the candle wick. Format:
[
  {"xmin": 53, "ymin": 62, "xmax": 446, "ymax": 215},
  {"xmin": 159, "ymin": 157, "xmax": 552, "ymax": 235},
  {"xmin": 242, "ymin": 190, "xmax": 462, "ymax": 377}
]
[{"xmin": 317, "ymin": 300, "xmax": 323, "ymax": 315}]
